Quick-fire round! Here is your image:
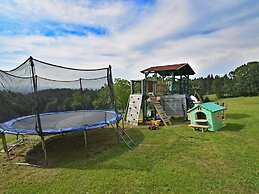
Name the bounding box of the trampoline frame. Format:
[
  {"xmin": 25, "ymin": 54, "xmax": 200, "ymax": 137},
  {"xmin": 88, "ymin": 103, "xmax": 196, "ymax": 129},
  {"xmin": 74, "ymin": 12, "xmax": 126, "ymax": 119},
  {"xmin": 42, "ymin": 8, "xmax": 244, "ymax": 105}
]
[{"xmin": 2, "ymin": 110, "xmax": 122, "ymax": 135}]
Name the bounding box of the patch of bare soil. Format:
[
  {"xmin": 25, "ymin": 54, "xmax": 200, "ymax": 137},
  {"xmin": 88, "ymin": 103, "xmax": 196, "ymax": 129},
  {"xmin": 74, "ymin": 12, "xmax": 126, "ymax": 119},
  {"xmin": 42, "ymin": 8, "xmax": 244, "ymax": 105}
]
[{"xmin": 3, "ymin": 127, "xmax": 119, "ymax": 167}]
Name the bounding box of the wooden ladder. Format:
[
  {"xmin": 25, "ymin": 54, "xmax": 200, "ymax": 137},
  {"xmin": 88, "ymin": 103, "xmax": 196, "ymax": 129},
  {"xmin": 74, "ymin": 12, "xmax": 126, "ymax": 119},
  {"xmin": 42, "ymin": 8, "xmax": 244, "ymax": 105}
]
[{"xmin": 149, "ymin": 94, "xmax": 172, "ymax": 126}]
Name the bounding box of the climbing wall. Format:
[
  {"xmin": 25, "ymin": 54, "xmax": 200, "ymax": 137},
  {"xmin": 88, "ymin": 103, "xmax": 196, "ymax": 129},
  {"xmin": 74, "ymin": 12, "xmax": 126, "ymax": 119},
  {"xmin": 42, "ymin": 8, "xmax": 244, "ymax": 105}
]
[{"xmin": 126, "ymin": 94, "xmax": 143, "ymax": 125}]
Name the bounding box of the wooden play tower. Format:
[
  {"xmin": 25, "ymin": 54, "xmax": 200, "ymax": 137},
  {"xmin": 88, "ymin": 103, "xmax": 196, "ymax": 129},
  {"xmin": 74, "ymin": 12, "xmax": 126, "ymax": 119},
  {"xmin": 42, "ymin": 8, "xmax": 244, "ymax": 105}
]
[{"xmin": 126, "ymin": 63, "xmax": 195, "ymax": 126}]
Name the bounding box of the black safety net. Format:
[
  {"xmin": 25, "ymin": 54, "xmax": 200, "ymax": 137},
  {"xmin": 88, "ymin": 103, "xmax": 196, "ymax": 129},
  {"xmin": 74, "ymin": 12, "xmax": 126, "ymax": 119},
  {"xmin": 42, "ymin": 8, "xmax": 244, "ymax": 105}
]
[{"xmin": 0, "ymin": 57, "xmax": 120, "ymax": 135}]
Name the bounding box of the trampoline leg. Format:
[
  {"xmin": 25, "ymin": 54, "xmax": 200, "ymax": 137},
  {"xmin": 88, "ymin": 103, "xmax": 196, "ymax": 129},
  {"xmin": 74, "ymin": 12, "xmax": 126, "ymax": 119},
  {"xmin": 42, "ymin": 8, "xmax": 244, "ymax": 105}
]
[
  {"xmin": 116, "ymin": 129, "xmax": 120, "ymax": 144},
  {"xmin": 84, "ymin": 131, "xmax": 87, "ymax": 151},
  {"xmin": 115, "ymin": 124, "xmax": 120, "ymax": 144},
  {"xmin": 1, "ymin": 133, "xmax": 10, "ymax": 160},
  {"xmin": 111, "ymin": 124, "xmax": 120, "ymax": 144},
  {"xmin": 40, "ymin": 136, "xmax": 48, "ymax": 167}
]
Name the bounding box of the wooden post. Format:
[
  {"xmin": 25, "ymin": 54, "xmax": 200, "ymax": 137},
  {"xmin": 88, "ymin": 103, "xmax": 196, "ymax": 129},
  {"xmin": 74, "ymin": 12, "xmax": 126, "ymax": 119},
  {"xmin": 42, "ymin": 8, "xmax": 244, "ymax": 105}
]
[
  {"xmin": 130, "ymin": 80, "xmax": 134, "ymax": 94},
  {"xmin": 142, "ymin": 79, "xmax": 147, "ymax": 124},
  {"xmin": 1, "ymin": 133, "xmax": 10, "ymax": 160},
  {"xmin": 171, "ymin": 72, "xmax": 175, "ymax": 95},
  {"xmin": 180, "ymin": 74, "xmax": 182, "ymax": 94},
  {"xmin": 186, "ymin": 75, "xmax": 189, "ymax": 94}
]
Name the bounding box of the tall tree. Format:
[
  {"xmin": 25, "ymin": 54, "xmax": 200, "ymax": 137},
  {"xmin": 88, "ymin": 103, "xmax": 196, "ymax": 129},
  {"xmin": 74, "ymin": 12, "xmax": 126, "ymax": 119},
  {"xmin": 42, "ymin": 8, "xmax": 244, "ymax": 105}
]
[
  {"xmin": 211, "ymin": 75, "xmax": 224, "ymax": 97},
  {"xmin": 114, "ymin": 78, "xmax": 131, "ymax": 112},
  {"xmin": 232, "ymin": 61, "xmax": 259, "ymax": 96},
  {"xmin": 92, "ymin": 86, "xmax": 111, "ymax": 109}
]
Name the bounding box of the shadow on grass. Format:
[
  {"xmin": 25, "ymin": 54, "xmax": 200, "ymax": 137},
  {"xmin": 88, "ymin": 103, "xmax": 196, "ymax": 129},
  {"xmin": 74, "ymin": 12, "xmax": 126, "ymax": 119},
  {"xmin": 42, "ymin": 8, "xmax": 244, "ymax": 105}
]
[
  {"xmin": 227, "ymin": 113, "xmax": 250, "ymax": 120},
  {"xmin": 220, "ymin": 123, "xmax": 245, "ymax": 132},
  {"xmin": 23, "ymin": 127, "xmax": 144, "ymax": 168}
]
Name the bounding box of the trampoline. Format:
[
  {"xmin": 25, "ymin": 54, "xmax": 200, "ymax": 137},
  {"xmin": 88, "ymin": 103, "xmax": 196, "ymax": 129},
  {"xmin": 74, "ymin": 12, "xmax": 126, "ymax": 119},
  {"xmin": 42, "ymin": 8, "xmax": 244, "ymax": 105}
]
[
  {"xmin": 1, "ymin": 110, "xmax": 122, "ymax": 135},
  {"xmin": 0, "ymin": 57, "xmax": 134, "ymax": 165}
]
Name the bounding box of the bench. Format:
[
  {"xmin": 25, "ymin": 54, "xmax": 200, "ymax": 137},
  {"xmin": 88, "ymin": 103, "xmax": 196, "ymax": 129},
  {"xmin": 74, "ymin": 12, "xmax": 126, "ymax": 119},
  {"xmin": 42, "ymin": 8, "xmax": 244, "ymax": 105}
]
[{"xmin": 188, "ymin": 124, "xmax": 209, "ymax": 132}]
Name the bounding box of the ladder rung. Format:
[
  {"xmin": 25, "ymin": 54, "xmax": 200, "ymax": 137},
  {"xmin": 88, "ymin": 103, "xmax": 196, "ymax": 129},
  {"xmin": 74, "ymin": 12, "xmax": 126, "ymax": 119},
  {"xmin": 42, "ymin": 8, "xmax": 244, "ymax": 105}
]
[
  {"xmin": 126, "ymin": 141, "xmax": 133, "ymax": 145},
  {"xmin": 121, "ymin": 134, "xmax": 128, "ymax": 139},
  {"xmin": 115, "ymin": 126, "xmax": 135, "ymax": 149},
  {"xmin": 160, "ymin": 113, "xmax": 167, "ymax": 116}
]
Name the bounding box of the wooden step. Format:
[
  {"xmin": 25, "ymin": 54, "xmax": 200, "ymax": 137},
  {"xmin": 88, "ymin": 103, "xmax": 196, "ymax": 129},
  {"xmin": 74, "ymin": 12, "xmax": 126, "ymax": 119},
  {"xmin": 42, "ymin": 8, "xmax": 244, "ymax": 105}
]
[{"xmin": 149, "ymin": 97, "xmax": 172, "ymax": 126}]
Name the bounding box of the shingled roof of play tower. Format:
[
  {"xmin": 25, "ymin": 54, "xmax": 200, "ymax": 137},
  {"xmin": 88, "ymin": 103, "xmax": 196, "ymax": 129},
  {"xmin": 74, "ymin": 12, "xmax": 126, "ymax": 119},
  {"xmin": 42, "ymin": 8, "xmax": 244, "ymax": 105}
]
[{"xmin": 140, "ymin": 63, "xmax": 195, "ymax": 77}]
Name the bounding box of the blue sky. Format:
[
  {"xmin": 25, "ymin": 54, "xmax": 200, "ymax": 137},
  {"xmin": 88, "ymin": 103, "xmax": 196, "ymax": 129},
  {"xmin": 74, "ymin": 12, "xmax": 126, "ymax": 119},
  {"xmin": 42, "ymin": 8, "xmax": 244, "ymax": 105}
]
[{"xmin": 0, "ymin": 0, "xmax": 258, "ymax": 79}]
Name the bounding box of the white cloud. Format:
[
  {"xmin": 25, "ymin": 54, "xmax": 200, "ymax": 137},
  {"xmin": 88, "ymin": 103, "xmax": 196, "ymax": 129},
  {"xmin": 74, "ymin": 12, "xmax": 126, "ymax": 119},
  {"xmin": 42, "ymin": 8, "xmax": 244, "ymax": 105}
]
[{"xmin": 0, "ymin": 0, "xmax": 259, "ymax": 80}]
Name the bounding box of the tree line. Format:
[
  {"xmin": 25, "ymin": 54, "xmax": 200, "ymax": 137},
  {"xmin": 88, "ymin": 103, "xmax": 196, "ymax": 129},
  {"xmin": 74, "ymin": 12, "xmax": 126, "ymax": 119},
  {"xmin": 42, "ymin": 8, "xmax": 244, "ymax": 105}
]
[
  {"xmin": 0, "ymin": 87, "xmax": 113, "ymax": 123},
  {"xmin": 190, "ymin": 61, "xmax": 259, "ymax": 98}
]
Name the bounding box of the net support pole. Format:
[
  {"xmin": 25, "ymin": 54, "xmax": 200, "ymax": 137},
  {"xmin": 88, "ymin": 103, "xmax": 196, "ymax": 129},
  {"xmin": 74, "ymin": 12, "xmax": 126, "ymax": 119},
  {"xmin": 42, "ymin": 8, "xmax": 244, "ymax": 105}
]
[
  {"xmin": 107, "ymin": 66, "xmax": 121, "ymax": 143},
  {"xmin": 111, "ymin": 124, "xmax": 120, "ymax": 144},
  {"xmin": 79, "ymin": 78, "xmax": 83, "ymax": 94},
  {"xmin": 0, "ymin": 133, "xmax": 10, "ymax": 160},
  {"xmin": 29, "ymin": 57, "xmax": 43, "ymax": 134},
  {"xmin": 40, "ymin": 136, "xmax": 48, "ymax": 167},
  {"xmin": 108, "ymin": 66, "xmax": 117, "ymax": 114},
  {"xmin": 84, "ymin": 130, "xmax": 88, "ymax": 151},
  {"xmin": 79, "ymin": 78, "xmax": 83, "ymax": 92},
  {"xmin": 30, "ymin": 57, "xmax": 48, "ymax": 166}
]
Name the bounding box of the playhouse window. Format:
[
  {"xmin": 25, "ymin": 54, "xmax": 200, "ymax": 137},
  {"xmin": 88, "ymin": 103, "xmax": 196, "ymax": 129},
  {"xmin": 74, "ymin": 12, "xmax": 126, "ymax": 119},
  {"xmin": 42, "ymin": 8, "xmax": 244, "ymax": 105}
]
[
  {"xmin": 195, "ymin": 112, "xmax": 206, "ymax": 120},
  {"xmin": 216, "ymin": 115, "xmax": 221, "ymax": 122}
]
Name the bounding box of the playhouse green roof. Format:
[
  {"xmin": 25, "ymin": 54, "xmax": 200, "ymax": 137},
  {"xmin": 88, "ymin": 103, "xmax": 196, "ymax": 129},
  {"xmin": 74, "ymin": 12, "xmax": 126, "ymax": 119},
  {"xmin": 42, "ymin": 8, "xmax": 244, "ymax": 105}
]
[{"xmin": 187, "ymin": 102, "xmax": 225, "ymax": 113}]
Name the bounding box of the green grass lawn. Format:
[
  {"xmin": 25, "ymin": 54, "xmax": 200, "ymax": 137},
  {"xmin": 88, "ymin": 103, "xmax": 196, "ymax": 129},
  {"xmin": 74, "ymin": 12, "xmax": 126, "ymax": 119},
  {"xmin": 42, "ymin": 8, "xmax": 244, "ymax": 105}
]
[
  {"xmin": 204, "ymin": 94, "xmax": 218, "ymax": 102},
  {"xmin": 0, "ymin": 96, "xmax": 259, "ymax": 193}
]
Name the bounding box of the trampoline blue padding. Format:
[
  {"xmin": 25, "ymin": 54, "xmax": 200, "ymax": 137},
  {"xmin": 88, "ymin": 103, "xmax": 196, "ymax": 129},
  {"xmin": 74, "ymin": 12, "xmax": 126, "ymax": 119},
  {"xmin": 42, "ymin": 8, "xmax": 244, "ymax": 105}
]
[{"xmin": 1, "ymin": 110, "xmax": 122, "ymax": 135}]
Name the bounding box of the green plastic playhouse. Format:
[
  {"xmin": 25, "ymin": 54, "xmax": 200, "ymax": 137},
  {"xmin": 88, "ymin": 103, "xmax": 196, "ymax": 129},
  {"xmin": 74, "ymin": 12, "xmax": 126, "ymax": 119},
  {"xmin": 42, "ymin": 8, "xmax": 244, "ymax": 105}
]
[{"xmin": 187, "ymin": 102, "xmax": 226, "ymax": 132}]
